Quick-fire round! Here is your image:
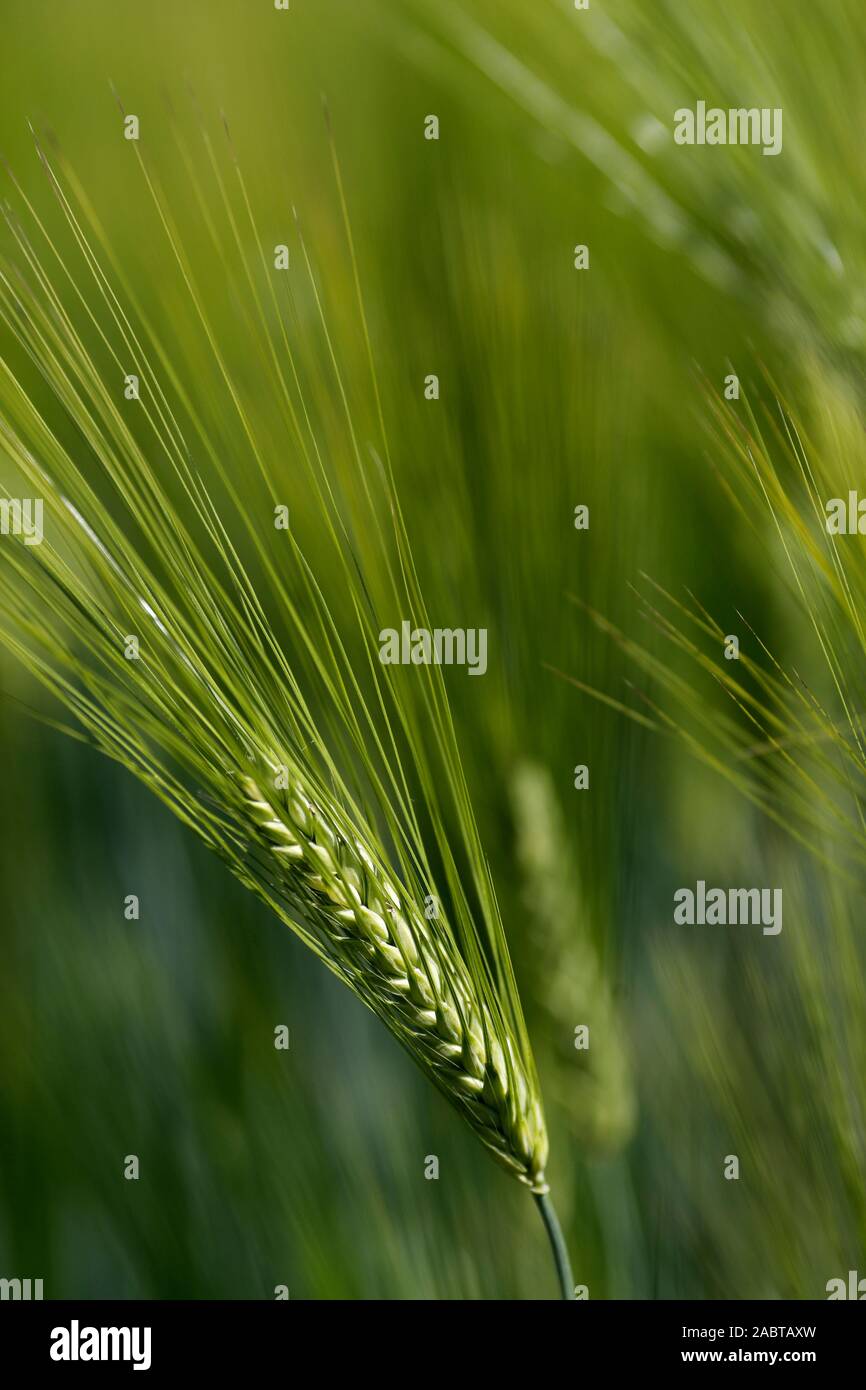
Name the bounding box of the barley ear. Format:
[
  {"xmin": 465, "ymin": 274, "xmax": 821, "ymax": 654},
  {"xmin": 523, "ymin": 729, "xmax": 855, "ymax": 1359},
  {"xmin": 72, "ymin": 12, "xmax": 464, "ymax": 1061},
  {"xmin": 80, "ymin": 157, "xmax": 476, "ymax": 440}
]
[{"xmin": 242, "ymin": 770, "xmax": 550, "ymax": 1193}]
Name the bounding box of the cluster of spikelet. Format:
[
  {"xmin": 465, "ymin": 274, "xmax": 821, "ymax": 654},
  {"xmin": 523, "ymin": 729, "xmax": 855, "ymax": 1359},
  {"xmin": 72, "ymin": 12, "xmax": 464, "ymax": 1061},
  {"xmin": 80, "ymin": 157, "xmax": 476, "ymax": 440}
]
[{"xmin": 242, "ymin": 769, "xmax": 549, "ymax": 1191}]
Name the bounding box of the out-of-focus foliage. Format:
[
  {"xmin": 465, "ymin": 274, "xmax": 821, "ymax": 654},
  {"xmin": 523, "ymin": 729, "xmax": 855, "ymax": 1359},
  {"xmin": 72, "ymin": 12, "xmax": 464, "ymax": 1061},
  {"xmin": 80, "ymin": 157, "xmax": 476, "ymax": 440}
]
[{"xmin": 1, "ymin": 0, "xmax": 865, "ymax": 1298}]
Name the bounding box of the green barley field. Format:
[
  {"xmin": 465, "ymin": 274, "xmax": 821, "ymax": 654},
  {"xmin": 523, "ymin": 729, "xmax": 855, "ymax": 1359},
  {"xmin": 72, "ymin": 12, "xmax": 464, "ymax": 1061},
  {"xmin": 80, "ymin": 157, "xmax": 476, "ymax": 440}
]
[{"xmin": 1, "ymin": 0, "xmax": 865, "ymax": 1302}]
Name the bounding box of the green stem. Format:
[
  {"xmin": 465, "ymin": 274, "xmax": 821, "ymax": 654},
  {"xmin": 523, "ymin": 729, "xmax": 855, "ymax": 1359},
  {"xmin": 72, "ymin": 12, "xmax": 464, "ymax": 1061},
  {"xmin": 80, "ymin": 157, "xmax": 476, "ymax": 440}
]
[{"xmin": 534, "ymin": 1191, "xmax": 575, "ymax": 1300}]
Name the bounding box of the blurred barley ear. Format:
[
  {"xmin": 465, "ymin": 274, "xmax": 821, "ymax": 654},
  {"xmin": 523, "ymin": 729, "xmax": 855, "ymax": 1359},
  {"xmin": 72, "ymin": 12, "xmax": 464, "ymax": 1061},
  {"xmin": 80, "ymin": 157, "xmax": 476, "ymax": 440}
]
[
  {"xmin": 567, "ymin": 375, "xmax": 866, "ymax": 881},
  {"xmin": 511, "ymin": 762, "xmax": 636, "ymax": 1154}
]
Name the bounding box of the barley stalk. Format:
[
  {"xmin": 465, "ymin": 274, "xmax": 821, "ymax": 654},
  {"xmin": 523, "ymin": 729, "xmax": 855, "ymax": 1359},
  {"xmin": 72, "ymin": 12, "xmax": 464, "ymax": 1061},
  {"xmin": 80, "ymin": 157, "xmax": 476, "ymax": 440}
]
[{"xmin": 0, "ymin": 124, "xmax": 574, "ymax": 1296}]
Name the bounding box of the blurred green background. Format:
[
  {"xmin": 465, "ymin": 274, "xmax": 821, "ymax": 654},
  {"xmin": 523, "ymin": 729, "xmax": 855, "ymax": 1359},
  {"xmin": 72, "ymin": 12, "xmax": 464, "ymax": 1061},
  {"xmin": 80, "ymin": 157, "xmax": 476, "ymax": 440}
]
[{"xmin": 1, "ymin": 0, "xmax": 865, "ymax": 1298}]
